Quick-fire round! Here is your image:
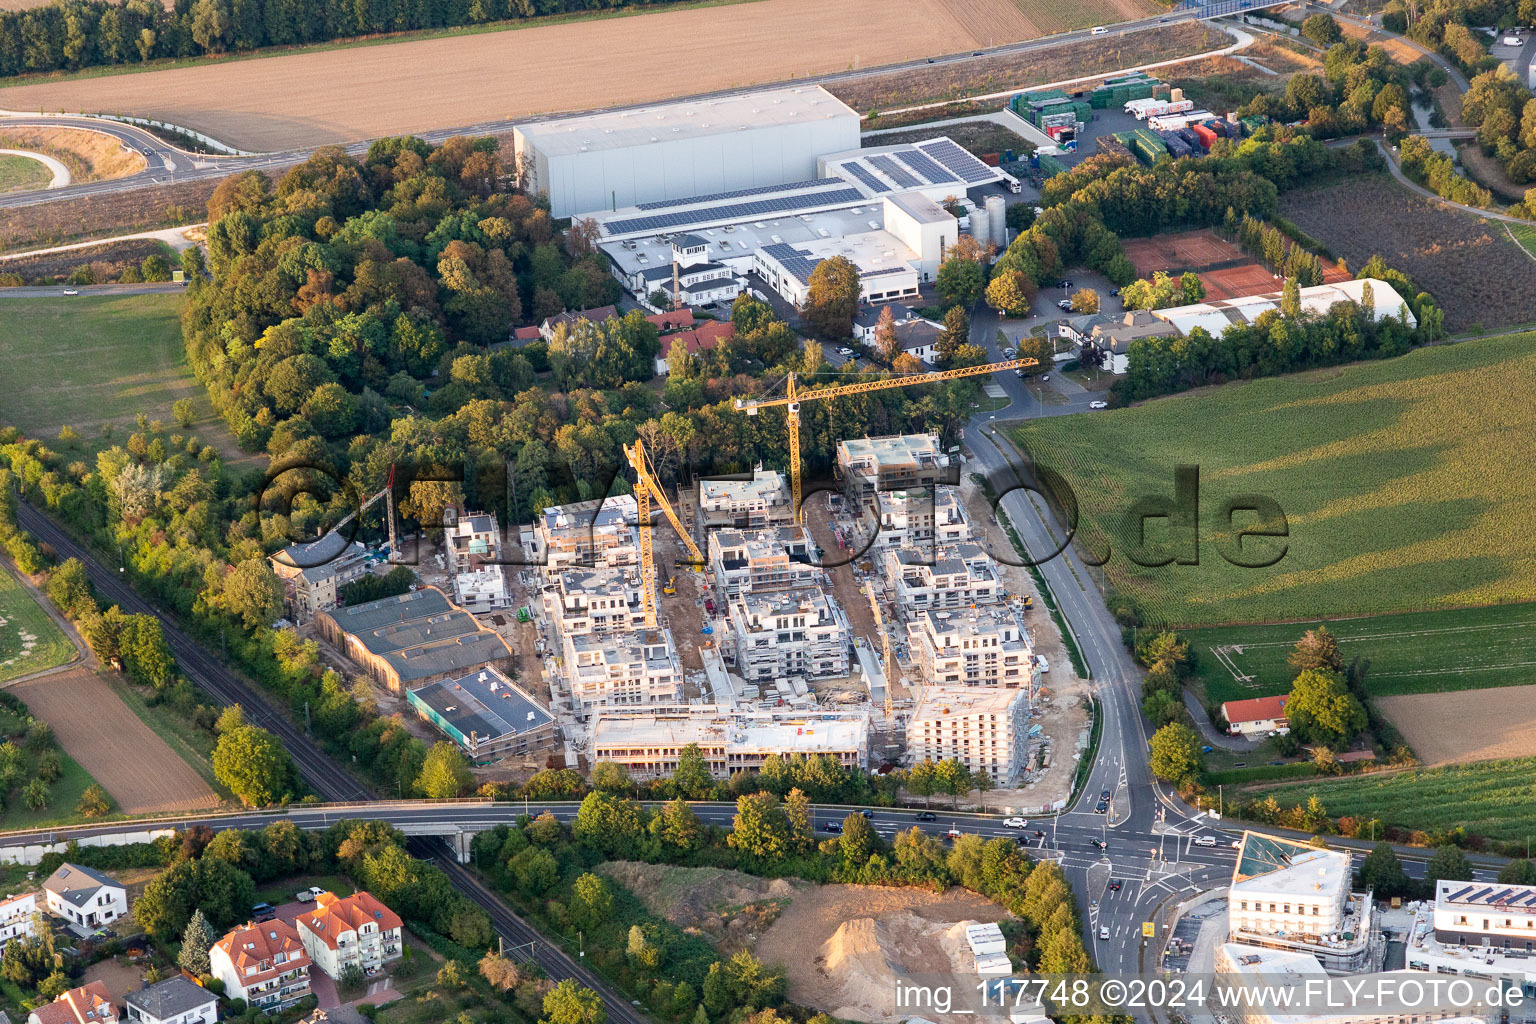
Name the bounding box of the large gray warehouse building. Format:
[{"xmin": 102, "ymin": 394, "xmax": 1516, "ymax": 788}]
[{"xmin": 514, "ymin": 86, "xmax": 860, "ymax": 219}]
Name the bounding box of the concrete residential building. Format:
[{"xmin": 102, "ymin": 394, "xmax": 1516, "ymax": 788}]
[
  {"xmin": 588, "ymin": 704, "xmax": 869, "ymax": 779},
  {"xmin": 908, "ymin": 686, "xmax": 1029, "ymax": 784},
  {"xmin": 561, "ymin": 627, "xmax": 684, "ymax": 716},
  {"xmin": 1222, "ymin": 694, "xmax": 1290, "ymax": 737},
  {"xmin": 407, "ymin": 666, "xmax": 556, "ymax": 764},
  {"xmin": 515, "ymin": 86, "xmax": 859, "ymax": 218},
  {"xmin": 1217, "ymin": 944, "xmax": 1487, "ymax": 1024},
  {"xmin": 728, "ymin": 587, "xmax": 849, "ymax": 682},
  {"xmin": 1403, "ymin": 881, "xmax": 1536, "ymax": 989},
  {"xmin": 907, "ymin": 606, "xmax": 1033, "ymax": 688},
  {"xmin": 296, "ymin": 891, "xmax": 404, "ymax": 981},
  {"xmin": 123, "ymin": 978, "xmax": 216, "ymax": 1024},
  {"xmin": 544, "ymin": 567, "xmax": 646, "ymax": 640},
  {"xmin": 453, "ymin": 565, "xmax": 509, "ymax": 612},
  {"xmin": 42, "ymin": 863, "xmax": 126, "ymax": 929},
  {"xmin": 269, "ymin": 531, "xmax": 372, "ymax": 618},
  {"xmin": 0, "ymin": 892, "xmax": 39, "ymax": 950},
  {"xmin": 26, "ymin": 983, "xmax": 116, "ymax": 1024},
  {"xmin": 316, "ymin": 587, "xmax": 513, "ymax": 693},
  {"xmin": 837, "ymin": 434, "xmax": 951, "ymax": 499},
  {"xmin": 696, "ymin": 468, "xmax": 794, "ymax": 534},
  {"xmin": 209, "ymin": 920, "xmax": 312, "ymax": 1011},
  {"xmin": 883, "ymin": 542, "xmax": 1002, "ymax": 613},
  {"xmin": 1228, "ymin": 833, "xmax": 1375, "ymax": 971},
  {"xmin": 708, "ymin": 526, "xmax": 819, "ymax": 598},
  {"xmin": 530, "ymin": 495, "xmax": 639, "ymax": 570},
  {"xmin": 872, "ymin": 487, "xmax": 970, "ymax": 550},
  {"xmin": 445, "ymin": 511, "xmax": 500, "ymax": 573}
]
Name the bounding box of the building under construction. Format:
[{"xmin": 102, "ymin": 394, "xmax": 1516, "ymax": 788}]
[{"xmin": 588, "ymin": 704, "xmax": 869, "ymax": 780}]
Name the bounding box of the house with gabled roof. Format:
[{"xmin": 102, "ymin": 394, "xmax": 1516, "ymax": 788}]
[{"xmin": 41, "ymin": 863, "xmax": 125, "ymax": 929}]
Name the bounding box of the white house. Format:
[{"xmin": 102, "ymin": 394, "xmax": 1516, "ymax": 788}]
[
  {"xmin": 122, "ymin": 978, "xmax": 216, "ymax": 1024},
  {"xmin": 42, "ymin": 864, "xmax": 126, "ymax": 929},
  {"xmin": 0, "ymin": 891, "xmax": 39, "ymax": 950},
  {"xmin": 453, "ymin": 565, "xmax": 509, "ymax": 611},
  {"xmin": 295, "ymin": 891, "xmax": 404, "ymax": 981},
  {"xmin": 210, "ymin": 919, "xmax": 313, "ymax": 1011}
]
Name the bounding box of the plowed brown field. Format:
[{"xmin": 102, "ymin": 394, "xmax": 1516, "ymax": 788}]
[
  {"xmin": 11, "ymin": 668, "xmax": 219, "ymax": 814},
  {"xmin": 0, "ymin": 0, "xmax": 1091, "ymax": 152}
]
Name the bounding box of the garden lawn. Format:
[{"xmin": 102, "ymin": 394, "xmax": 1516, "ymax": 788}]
[
  {"xmin": 1240, "ymin": 757, "xmax": 1536, "ymax": 843},
  {"xmin": 0, "ymin": 153, "xmax": 51, "ymax": 192},
  {"xmin": 1184, "ymin": 602, "xmax": 1536, "ymax": 707},
  {"xmin": 1011, "ymin": 332, "xmax": 1536, "ymax": 627},
  {"xmin": 0, "ymin": 746, "xmax": 108, "ymax": 830},
  {"xmin": 0, "ymin": 564, "xmax": 74, "ymax": 682}
]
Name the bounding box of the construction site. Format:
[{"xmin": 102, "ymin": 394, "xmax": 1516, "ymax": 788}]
[{"xmin": 274, "ymin": 358, "xmax": 1089, "ymax": 809}]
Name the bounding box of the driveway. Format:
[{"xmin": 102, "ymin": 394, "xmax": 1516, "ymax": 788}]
[{"xmin": 1181, "ymin": 689, "xmax": 1262, "ymax": 752}]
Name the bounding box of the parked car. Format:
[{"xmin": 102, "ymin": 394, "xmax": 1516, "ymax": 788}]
[
  {"xmin": 295, "ymin": 886, "xmax": 326, "ymax": 903},
  {"xmin": 1089, "ymin": 400, "xmax": 1108, "ymax": 410},
  {"xmin": 916, "ymin": 811, "xmax": 936, "ymax": 822},
  {"xmin": 1003, "ymin": 347, "xmax": 1017, "ymax": 358},
  {"xmin": 1040, "ymin": 374, "xmax": 1050, "ymax": 382},
  {"xmin": 1057, "ymin": 299, "xmax": 1073, "ymax": 310},
  {"xmin": 1003, "ymin": 817, "xmax": 1027, "ymax": 829},
  {"xmin": 1193, "ymin": 835, "xmax": 1217, "ymax": 847},
  {"xmin": 705, "ymin": 598, "xmax": 716, "ymax": 614},
  {"xmin": 837, "ymin": 347, "xmax": 855, "ymax": 357},
  {"xmin": 251, "ymin": 902, "xmax": 276, "ymax": 922}
]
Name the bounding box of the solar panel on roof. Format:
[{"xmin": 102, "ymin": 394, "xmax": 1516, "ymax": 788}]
[
  {"xmin": 761, "ymin": 242, "xmax": 821, "ymax": 286},
  {"xmin": 894, "ymin": 148, "xmax": 958, "ymax": 184},
  {"xmin": 1447, "ymin": 886, "xmax": 1475, "ymax": 902},
  {"xmin": 1491, "ymin": 889, "xmax": 1516, "ymax": 903},
  {"xmin": 634, "ymin": 178, "xmax": 842, "ymax": 210},
  {"xmin": 861, "ymin": 266, "xmax": 909, "ymax": 278},
  {"xmin": 868, "ymin": 154, "xmax": 923, "ymax": 189},
  {"xmin": 605, "ymin": 187, "xmax": 865, "ymax": 235},
  {"xmin": 918, "ymin": 139, "xmax": 996, "ymax": 183},
  {"xmin": 842, "ymin": 161, "xmax": 891, "ymax": 194},
  {"xmin": 1470, "ymin": 887, "xmax": 1493, "ymax": 902}
]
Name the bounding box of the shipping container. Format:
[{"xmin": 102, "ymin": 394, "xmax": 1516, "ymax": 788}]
[
  {"xmin": 980, "ymin": 152, "xmax": 1002, "ymax": 166},
  {"xmin": 1190, "ymin": 123, "xmax": 1218, "ymax": 148},
  {"xmin": 1037, "ymin": 153, "xmax": 1070, "ymax": 177}
]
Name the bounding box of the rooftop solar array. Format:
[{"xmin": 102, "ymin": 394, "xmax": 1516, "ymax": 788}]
[
  {"xmin": 605, "ymin": 187, "xmax": 865, "ymax": 235},
  {"xmin": 861, "ymin": 266, "xmax": 909, "ymax": 278},
  {"xmin": 841, "ymin": 161, "xmax": 892, "ymax": 195},
  {"xmin": 760, "ymin": 242, "xmax": 821, "ymax": 286},
  {"xmin": 868, "ymin": 154, "xmax": 923, "ymax": 190},
  {"xmin": 895, "ymin": 148, "xmax": 958, "ymax": 184},
  {"xmin": 918, "ymin": 139, "xmax": 997, "ymax": 183},
  {"xmin": 635, "ymin": 178, "xmax": 841, "ymax": 211},
  {"xmin": 1443, "ymin": 884, "xmax": 1536, "ymax": 907}
]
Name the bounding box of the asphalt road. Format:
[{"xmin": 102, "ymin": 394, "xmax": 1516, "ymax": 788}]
[
  {"xmin": 0, "ymin": 283, "xmax": 186, "ymax": 297},
  {"xmin": 0, "ymin": 1, "xmax": 1279, "ymax": 212}
]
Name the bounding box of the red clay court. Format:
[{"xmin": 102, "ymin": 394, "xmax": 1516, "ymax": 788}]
[{"xmin": 1119, "ymin": 228, "xmax": 1354, "ymax": 301}]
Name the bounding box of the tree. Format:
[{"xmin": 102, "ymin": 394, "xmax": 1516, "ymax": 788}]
[
  {"xmin": 1425, "ymin": 845, "xmax": 1473, "ymax": 886},
  {"xmin": 1070, "ymin": 288, "xmax": 1100, "ymax": 314},
  {"xmin": 172, "ymin": 399, "xmax": 196, "ymax": 428},
  {"xmin": 1302, "ymin": 12, "xmax": 1342, "ymax": 46},
  {"xmin": 1142, "ymin": 689, "xmax": 1181, "ymax": 726},
  {"xmin": 838, "ymin": 812, "xmax": 877, "ymax": 864},
  {"xmin": 985, "ymin": 269, "xmax": 1035, "ymax": 317},
  {"xmin": 1288, "ymin": 626, "xmax": 1343, "ymax": 675},
  {"xmin": 178, "ymin": 909, "xmax": 217, "ymax": 976},
  {"xmin": 76, "ymin": 783, "xmax": 111, "ymax": 818},
  {"xmin": 1286, "ymin": 669, "xmax": 1366, "ymax": 746},
  {"xmin": 1147, "ymin": 723, "xmax": 1203, "ymax": 784},
  {"xmin": 1358, "ymin": 842, "xmax": 1410, "ymax": 899},
  {"xmin": 1498, "ymin": 859, "xmax": 1536, "ymax": 885},
  {"xmin": 571, "ymin": 872, "xmax": 613, "ymax": 929},
  {"xmin": 627, "ymin": 924, "xmax": 661, "ymax": 970},
  {"xmin": 651, "ymin": 797, "xmax": 703, "ymax": 855},
  {"xmin": 438, "ymin": 960, "xmax": 468, "ymax": 989},
  {"xmin": 802, "ymin": 255, "xmax": 860, "ymax": 339},
  {"xmin": 1280, "ymin": 276, "xmax": 1302, "ymax": 318},
  {"xmin": 972, "ymin": 769, "xmax": 995, "ymax": 811},
  {"xmin": 479, "ymin": 950, "xmax": 522, "ymax": 992},
  {"xmin": 873, "ymin": 305, "xmax": 901, "ymax": 365},
  {"xmin": 590, "ymin": 761, "xmax": 634, "ymax": 794},
  {"xmin": 416, "ymin": 742, "xmax": 472, "ymax": 798},
  {"xmin": 509, "ymin": 847, "xmax": 559, "ymax": 897},
  {"xmin": 728, "ymin": 792, "xmax": 790, "ymax": 861},
  {"xmin": 22, "ymin": 778, "xmax": 48, "ymax": 810},
  {"xmin": 936, "ymin": 304, "xmax": 970, "ymax": 364},
  {"xmin": 933, "ymin": 759, "xmax": 971, "ymax": 808},
  {"xmin": 671, "ymin": 742, "xmax": 715, "ymax": 799},
  {"xmin": 340, "ymin": 962, "xmax": 366, "ymax": 990},
  {"xmin": 543, "ymin": 979, "xmax": 607, "ymax": 1024},
  {"xmin": 212, "ymin": 724, "xmax": 295, "ymax": 806},
  {"xmin": 217, "ymin": 557, "xmax": 284, "ymax": 629},
  {"xmin": 937, "ymin": 256, "xmax": 986, "ymax": 308}
]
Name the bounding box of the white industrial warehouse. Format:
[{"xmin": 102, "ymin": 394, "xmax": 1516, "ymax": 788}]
[
  {"xmin": 515, "ymin": 86, "xmax": 1018, "ymax": 307},
  {"xmin": 513, "ymin": 86, "xmax": 861, "ymax": 219}
]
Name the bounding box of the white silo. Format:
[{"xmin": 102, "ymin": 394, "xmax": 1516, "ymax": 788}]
[
  {"xmin": 968, "ymin": 204, "xmax": 991, "ymax": 251},
  {"xmin": 986, "ymin": 195, "xmax": 1008, "ymax": 248}
]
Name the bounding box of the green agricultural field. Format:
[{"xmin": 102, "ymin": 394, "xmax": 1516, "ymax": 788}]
[
  {"xmin": 0, "ymin": 565, "xmax": 74, "ymax": 683},
  {"xmin": 0, "ymin": 153, "xmax": 51, "ymax": 193},
  {"xmin": 1507, "ymin": 221, "xmax": 1536, "ymax": 259},
  {"xmin": 0, "ymin": 292, "xmax": 244, "ymax": 460},
  {"xmin": 1185, "ymin": 603, "xmax": 1536, "ymax": 707},
  {"xmin": 1011, "ymin": 332, "xmax": 1536, "ymax": 628},
  {"xmin": 1241, "ymin": 757, "xmax": 1536, "ymax": 844}
]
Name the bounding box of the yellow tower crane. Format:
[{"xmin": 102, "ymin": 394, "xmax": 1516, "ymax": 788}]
[
  {"xmin": 623, "ymin": 439, "xmax": 706, "ymax": 628},
  {"xmin": 733, "ymin": 358, "xmax": 1037, "ymax": 523},
  {"xmin": 866, "ymin": 585, "xmax": 897, "ymax": 729}
]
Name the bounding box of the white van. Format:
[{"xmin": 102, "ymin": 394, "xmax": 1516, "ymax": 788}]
[{"xmin": 1090, "ymin": 25, "xmax": 1109, "ymax": 35}]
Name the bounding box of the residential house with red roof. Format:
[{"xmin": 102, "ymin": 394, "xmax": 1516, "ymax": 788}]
[
  {"xmin": 1221, "ymin": 694, "xmax": 1290, "ymax": 737},
  {"xmin": 295, "ymin": 892, "xmax": 404, "ymax": 981},
  {"xmin": 26, "ymin": 982, "xmax": 117, "ymax": 1024},
  {"xmin": 654, "ymin": 321, "xmax": 735, "ymax": 375},
  {"xmin": 208, "ymin": 919, "xmax": 312, "ymax": 1011}
]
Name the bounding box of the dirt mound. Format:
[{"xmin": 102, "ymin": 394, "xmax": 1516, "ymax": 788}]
[{"xmin": 598, "ymin": 861, "xmax": 802, "ymax": 951}]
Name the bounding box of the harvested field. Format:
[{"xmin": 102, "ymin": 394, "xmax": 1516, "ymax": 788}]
[
  {"xmin": 0, "ymin": 175, "xmax": 215, "ymax": 254},
  {"xmin": 1281, "ymin": 174, "xmax": 1536, "ymax": 330},
  {"xmin": 1377, "ymin": 685, "xmax": 1536, "ymax": 766},
  {"xmin": 0, "ymin": 238, "xmax": 174, "ymax": 283},
  {"xmin": 0, "ymin": 127, "xmax": 146, "ymax": 183},
  {"xmin": 834, "ymin": 21, "xmax": 1221, "ymax": 113},
  {"xmin": 1338, "ymin": 17, "xmax": 1424, "ymax": 64},
  {"xmin": 757, "ymin": 884, "xmax": 1008, "ymax": 1022},
  {"xmin": 10, "ymin": 668, "xmax": 219, "ymax": 814},
  {"xmin": 0, "ymin": 0, "xmax": 1064, "ymax": 152}
]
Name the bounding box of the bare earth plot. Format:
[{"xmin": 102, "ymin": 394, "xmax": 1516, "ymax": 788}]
[
  {"xmin": 1377, "ymin": 684, "xmax": 1536, "ymax": 766},
  {"xmin": 10, "ymin": 668, "xmax": 219, "ymax": 814},
  {"xmin": 1, "ymin": 0, "xmax": 1036, "ymax": 152}
]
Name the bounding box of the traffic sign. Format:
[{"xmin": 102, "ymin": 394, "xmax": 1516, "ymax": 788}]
[{"xmin": 1142, "ymin": 921, "xmax": 1155, "ymax": 938}]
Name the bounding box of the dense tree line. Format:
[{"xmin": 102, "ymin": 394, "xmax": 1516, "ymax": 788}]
[
  {"xmin": 0, "ymin": 0, "xmax": 695, "ymax": 79},
  {"xmin": 1240, "ymin": 29, "xmax": 1419, "ymax": 139},
  {"xmin": 1225, "ymin": 211, "xmax": 1327, "ymax": 286}
]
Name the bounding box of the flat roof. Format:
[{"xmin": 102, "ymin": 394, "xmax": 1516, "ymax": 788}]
[
  {"xmin": 913, "ymin": 686, "xmax": 1025, "ymax": 718},
  {"xmin": 591, "ymin": 706, "xmax": 868, "ymax": 751},
  {"xmin": 410, "ymin": 667, "xmax": 552, "ymax": 743},
  {"xmin": 326, "ymin": 587, "xmax": 511, "ymax": 681},
  {"xmin": 699, "ymin": 469, "xmax": 789, "ymax": 505},
  {"xmin": 1231, "ymin": 833, "xmax": 1350, "ymax": 896},
  {"xmin": 820, "ymin": 137, "xmax": 1007, "ymax": 192},
  {"xmin": 516, "ymin": 86, "xmax": 857, "ymax": 159},
  {"xmin": 1438, "ymin": 879, "xmax": 1536, "ymax": 911},
  {"xmin": 914, "ymin": 605, "xmax": 1022, "ymax": 640},
  {"xmin": 759, "ymin": 230, "xmax": 919, "ymax": 287},
  {"xmin": 838, "ymin": 433, "xmax": 943, "ymax": 467}
]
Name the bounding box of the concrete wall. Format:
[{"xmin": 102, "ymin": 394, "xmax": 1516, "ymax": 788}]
[{"xmin": 0, "ymin": 828, "xmax": 176, "ymax": 866}]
